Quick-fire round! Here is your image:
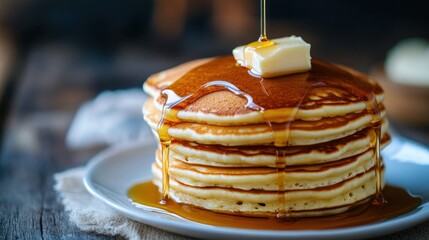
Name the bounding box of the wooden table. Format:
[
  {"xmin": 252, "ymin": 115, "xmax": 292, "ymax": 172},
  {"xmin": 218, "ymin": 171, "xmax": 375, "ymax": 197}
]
[{"xmin": 1, "ymin": 44, "xmax": 429, "ymax": 240}]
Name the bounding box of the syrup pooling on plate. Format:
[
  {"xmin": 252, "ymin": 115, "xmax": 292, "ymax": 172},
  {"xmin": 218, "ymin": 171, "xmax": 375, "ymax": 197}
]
[
  {"xmin": 156, "ymin": 56, "xmax": 385, "ymax": 215},
  {"xmin": 128, "ymin": 182, "xmax": 421, "ymax": 230}
]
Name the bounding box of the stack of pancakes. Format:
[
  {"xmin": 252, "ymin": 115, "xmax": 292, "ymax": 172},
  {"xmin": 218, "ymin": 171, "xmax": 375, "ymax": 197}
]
[{"xmin": 143, "ymin": 56, "xmax": 390, "ymax": 217}]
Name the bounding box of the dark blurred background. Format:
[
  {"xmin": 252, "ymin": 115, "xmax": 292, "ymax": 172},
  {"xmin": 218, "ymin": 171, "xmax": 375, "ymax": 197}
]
[{"xmin": 1, "ymin": 0, "xmax": 429, "ymax": 148}]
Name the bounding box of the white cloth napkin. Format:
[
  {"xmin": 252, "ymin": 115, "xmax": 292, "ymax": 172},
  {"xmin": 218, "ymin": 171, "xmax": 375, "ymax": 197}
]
[
  {"xmin": 54, "ymin": 167, "xmax": 146, "ymax": 239},
  {"xmin": 57, "ymin": 89, "xmax": 169, "ymax": 239},
  {"xmin": 66, "ymin": 88, "xmax": 152, "ymax": 149}
]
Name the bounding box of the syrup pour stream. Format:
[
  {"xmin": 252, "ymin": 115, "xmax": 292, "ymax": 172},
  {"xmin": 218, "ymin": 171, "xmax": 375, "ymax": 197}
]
[
  {"xmin": 237, "ymin": 0, "xmax": 275, "ymax": 72},
  {"xmin": 259, "ymin": 0, "xmax": 268, "ymax": 42}
]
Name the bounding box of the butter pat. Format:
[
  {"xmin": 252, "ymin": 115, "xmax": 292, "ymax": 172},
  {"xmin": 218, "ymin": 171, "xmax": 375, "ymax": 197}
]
[{"xmin": 233, "ymin": 36, "xmax": 311, "ymax": 78}]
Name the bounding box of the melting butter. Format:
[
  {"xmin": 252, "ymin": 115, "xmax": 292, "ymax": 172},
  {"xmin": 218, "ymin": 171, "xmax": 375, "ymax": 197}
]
[{"xmin": 233, "ymin": 36, "xmax": 311, "ymax": 78}]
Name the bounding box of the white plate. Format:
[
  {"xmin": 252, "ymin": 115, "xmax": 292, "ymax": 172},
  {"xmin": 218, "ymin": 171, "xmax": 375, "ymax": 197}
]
[{"xmin": 84, "ymin": 137, "xmax": 429, "ymax": 240}]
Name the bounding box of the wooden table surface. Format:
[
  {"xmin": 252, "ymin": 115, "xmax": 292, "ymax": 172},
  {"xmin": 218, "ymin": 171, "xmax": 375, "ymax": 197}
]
[{"xmin": 1, "ymin": 44, "xmax": 429, "ymax": 240}]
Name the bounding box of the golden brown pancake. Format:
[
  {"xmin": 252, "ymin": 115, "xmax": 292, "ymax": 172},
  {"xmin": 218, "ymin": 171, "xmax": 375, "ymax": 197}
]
[
  {"xmin": 144, "ymin": 97, "xmax": 388, "ymax": 146},
  {"xmin": 144, "ymin": 57, "xmax": 384, "ymax": 125},
  {"xmin": 155, "ymin": 149, "xmax": 381, "ymax": 191},
  {"xmin": 168, "ymin": 130, "xmax": 390, "ymax": 167},
  {"xmin": 152, "ymin": 164, "xmax": 385, "ymax": 217}
]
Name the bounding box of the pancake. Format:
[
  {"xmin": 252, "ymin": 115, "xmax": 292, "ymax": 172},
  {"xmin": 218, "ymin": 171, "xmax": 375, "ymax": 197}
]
[
  {"xmin": 144, "ymin": 97, "xmax": 388, "ymax": 146},
  {"xmin": 151, "ymin": 90, "xmax": 384, "ymax": 124},
  {"xmin": 144, "ymin": 57, "xmax": 384, "ymax": 125},
  {"xmin": 169, "ymin": 129, "xmax": 390, "ymax": 167},
  {"xmin": 152, "ymin": 164, "xmax": 384, "ymax": 217},
  {"xmin": 141, "ymin": 56, "xmax": 389, "ymax": 218},
  {"xmin": 155, "ymin": 149, "xmax": 380, "ymax": 191}
]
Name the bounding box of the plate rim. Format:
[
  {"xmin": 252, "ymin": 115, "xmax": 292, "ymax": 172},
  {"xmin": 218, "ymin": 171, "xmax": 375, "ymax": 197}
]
[{"xmin": 83, "ymin": 141, "xmax": 429, "ymax": 240}]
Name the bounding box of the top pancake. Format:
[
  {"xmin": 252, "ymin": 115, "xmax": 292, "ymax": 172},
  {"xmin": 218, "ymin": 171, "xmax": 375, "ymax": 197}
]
[{"xmin": 143, "ymin": 56, "xmax": 384, "ymax": 126}]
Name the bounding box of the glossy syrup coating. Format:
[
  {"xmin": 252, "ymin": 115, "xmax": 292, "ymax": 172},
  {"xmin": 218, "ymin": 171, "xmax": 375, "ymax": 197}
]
[{"xmin": 162, "ymin": 56, "xmax": 383, "ymax": 111}]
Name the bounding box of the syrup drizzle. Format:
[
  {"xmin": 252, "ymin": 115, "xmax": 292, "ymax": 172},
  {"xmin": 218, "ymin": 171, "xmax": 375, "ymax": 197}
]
[
  {"xmin": 269, "ymin": 87, "xmax": 310, "ymax": 218},
  {"xmin": 157, "ymin": 90, "xmax": 184, "ymax": 202},
  {"xmin": 158, "ymin": 81, "xmax": 265, "ymax": 202},
  {"xmin": 365, "ymin": 92, "xmax": 386, "ymax": 205}
]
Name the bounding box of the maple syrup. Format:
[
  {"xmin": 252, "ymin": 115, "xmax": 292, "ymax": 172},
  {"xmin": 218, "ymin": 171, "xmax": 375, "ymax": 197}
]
[
  {"xmin": 366, "ymin": 93, "xmax": 386, "ymax": 205},
  {"xmin": 128, "ymin": 182, "xmax": 421, "ymax": 230}
]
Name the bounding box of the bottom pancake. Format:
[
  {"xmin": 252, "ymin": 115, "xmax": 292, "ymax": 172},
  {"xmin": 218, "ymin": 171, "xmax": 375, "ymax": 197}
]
[{"xmin": 152, "ymin": 166, "xmax": 384, "ymax": 217}]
